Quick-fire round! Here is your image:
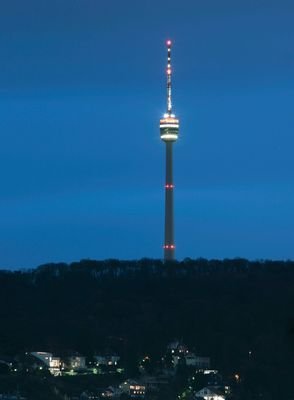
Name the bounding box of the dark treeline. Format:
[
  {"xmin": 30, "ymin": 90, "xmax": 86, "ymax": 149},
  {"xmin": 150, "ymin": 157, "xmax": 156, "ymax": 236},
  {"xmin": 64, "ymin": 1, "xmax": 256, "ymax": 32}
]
[{"xmin": 0, "ymin": 258, "xmax": 294, "ymax": 397}]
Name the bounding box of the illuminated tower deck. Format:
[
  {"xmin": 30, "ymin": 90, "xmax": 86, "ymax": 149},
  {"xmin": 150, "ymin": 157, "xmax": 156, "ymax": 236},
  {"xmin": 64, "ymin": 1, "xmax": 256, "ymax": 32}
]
[{"xmin": 159, "ymin": 39, "xmax": 180, "ymax": 261}]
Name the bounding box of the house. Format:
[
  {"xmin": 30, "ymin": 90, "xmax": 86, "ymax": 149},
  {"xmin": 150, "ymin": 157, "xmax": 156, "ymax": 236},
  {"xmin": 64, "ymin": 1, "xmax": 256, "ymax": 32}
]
[
  {"xmin": 172, "ymin": 353, "xmax": 210, "ymax": 369},
  {"xmin": 67, "ymin": 355, "xmax": 86, "ymax": 370},
  {"xmin": 185, "ymin": 354, "xmax": 210, "ymax": 369},
  {"xmin": 119, "ymin": 380, "xmax": 146, "ymax": 398},
  {"xmin": 94, "ymin": 355, "xmax": 120, "ymax": 366},
  {"xmin": 195, "ymin": 386, "xmax": 226, "ymax": 400},
  {"xmin": 101, "ymin": 387, "xmax": 122, "ymax": 398},
  {"xmin": 30, "ymin": 351, "xmax": 52, "ymax": 366},
  {"xmin": 167, "ymin": 341, "xmax": 189, "ymax": 354},
  {"xmin": 140, "ymin": 376, "xmax": 169, "ymax": 392},
  {"xmin": 30, "ymin": 352, "xmax": 61, "ymax": 376},
  {"xmin": 203, "ymin": 370, "xmax": 219, "ymax": 375},
  {"xmin": 203, "ymin": 371, "xmax": 223, "ymax": 387}
]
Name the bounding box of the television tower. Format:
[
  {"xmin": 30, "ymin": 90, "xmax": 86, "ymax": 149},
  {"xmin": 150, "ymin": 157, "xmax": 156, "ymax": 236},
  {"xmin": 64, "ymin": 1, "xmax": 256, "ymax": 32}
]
[{"xmin": 159, "ymin": 39, "xmax": 180, "ymax": 261}]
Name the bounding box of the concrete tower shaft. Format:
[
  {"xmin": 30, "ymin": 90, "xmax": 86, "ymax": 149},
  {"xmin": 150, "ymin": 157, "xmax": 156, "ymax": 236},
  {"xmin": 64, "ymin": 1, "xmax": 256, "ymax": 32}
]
[
  {"xmin": 159, "ymin": 39, "xmax": 180, "ymax": 261},
  {"xmin": 164, "ymin": 141, "xmax": 175, "ymax": 260}
]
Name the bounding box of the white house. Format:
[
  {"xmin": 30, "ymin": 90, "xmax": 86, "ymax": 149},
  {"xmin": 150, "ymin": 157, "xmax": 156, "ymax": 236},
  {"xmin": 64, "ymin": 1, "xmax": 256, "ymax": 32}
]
[
  {"xmin": 30, "ymin": 352, "xmax": 61, "ymax": 376},
  {"xmin": 68, "ymin": 356, "xmax": 86, "ymax": 370},
  {"xmin": 195, "ymin": 386, "xmax": 226, "ymax": 400},
  {"xmin": 119, "ymin": 380, "xmax": 146, "ymax": 398}
]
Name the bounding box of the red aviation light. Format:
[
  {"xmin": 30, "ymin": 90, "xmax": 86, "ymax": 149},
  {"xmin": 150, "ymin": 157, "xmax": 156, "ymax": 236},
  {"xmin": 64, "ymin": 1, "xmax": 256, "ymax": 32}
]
[
  {"xmin": 165, "ymin": 184, "xmax": 175, "ymax": 189},
  {"xmin": 163, "ymin": 244, "xmax": 176, "ymax": 249},
  {"xmin": 167, "ymin": 68, "xmax": 172, "ymax": 75},
  {"xmin": 166, "ymin": 39, "xmax": 172, "ymax": 47}
]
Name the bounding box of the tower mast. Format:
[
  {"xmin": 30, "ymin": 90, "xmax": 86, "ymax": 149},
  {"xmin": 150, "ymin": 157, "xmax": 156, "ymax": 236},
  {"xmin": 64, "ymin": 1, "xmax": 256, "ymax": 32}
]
[
  {"xmin": 159, "ymin": 39, "xmax": 180, "ymax": 261},
  {"xmin": 166, "ymin": 39, "xmax": 172, "ymax": 114}
]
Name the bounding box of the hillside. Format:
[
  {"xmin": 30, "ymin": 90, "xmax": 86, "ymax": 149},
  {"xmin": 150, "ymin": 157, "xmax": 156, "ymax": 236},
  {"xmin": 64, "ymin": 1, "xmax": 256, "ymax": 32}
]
[{"xmin": 0, "ymin": 258, "xmax": 293, "ymax": 397}]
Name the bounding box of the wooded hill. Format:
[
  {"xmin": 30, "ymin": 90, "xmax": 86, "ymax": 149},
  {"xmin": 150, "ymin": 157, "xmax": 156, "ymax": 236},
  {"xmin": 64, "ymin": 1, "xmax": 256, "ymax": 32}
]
[{"xmin": 0, "ymin": 258, "xmax": 293, "ymax": 397}]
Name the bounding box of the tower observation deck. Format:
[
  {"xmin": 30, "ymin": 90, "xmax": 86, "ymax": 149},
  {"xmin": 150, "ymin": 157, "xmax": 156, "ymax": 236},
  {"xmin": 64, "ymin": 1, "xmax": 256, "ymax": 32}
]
[{"xmin": 159, "ymin": 39, "xmax": 180, "ymax": 261}]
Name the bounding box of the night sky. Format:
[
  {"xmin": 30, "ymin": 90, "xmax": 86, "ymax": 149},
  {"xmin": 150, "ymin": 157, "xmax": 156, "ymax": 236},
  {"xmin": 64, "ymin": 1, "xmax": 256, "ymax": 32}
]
[{"xmin": 1, "ymin": 0, "xmax": 294, "ymax": 269}]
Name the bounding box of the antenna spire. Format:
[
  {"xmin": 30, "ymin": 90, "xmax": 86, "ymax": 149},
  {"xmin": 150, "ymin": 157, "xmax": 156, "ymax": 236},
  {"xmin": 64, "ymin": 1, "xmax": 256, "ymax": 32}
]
[{"xmin": 166, "ymin": 39, "xmax": 172, "ymax": 115}]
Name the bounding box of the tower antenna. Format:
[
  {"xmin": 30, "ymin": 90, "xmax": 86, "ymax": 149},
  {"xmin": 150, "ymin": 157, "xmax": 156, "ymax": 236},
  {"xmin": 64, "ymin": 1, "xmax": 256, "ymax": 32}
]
[{"xmin": 166, "ymin": 39, "xmax": 172, "ymax": 115}]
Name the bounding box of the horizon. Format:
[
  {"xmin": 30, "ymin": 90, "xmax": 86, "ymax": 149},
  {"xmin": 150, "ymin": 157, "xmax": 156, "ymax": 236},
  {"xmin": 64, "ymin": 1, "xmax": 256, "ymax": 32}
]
[{"xmin": 3, "ymin": 255, "xmax": 294, "ymax": 272}]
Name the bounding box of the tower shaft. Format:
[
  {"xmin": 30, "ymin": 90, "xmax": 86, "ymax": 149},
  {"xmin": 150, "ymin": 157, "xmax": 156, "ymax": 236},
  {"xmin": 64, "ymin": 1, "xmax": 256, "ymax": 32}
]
[{"xmin": 164, "ymin": 141, "xmax": 175, "ymax": 260}]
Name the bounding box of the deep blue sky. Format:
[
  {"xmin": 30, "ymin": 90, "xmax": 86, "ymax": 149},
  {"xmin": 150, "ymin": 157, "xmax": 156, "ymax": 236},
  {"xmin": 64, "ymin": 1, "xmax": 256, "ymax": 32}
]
[{"xmin": 1, "ymin": 0, "xmax": 294, "ymax": 268}]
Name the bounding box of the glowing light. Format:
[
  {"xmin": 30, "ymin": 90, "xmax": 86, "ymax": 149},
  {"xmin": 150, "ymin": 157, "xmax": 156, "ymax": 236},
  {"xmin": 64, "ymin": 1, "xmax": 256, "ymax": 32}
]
[
  {"xmin": 160, "ymin": 122, "xmax": 179, "ymax": 126},
  {"xmin": 166, "ymin": 39, "xmax": 172, "ymax": 46},
  {"xmin": 160, "ymin": 133, "xmax": 178, "ymax": 140},
  {"xmin": 159, "ymin": 117, "xmax": 179, "ymax": 128},
  {"xmin": 160, "ymin": 117, "xmax": 179, "ymax": 123},
  {"xmin": 163, "ymin": 244, "xmax": 176, "ymax": 249},
  {"xmin": 167, "ymin": 69, "xmax": 171, "ymax": 75}
]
